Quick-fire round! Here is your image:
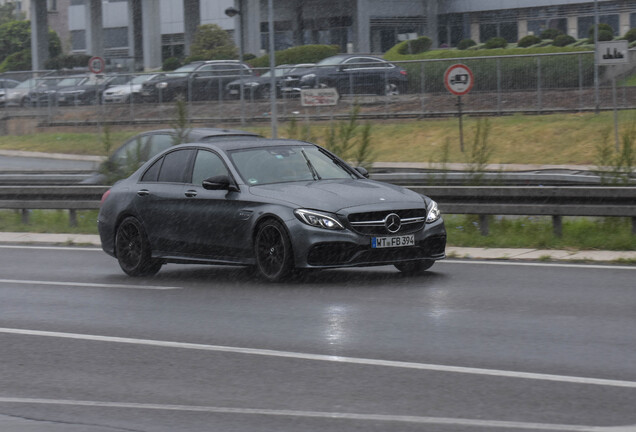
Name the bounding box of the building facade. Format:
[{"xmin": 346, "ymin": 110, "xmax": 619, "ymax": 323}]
[{"xmin": 25, "ymin": 0, "xmax": 636, "ymax": 71}]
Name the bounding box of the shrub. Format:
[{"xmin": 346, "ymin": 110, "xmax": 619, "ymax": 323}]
[
  {"xmin": 162, "ymin": 57, "xmax": 181, "ymax": 71},
  {"xmin": 517, "ymin": 35, "xmax": 541, "ymax": 48},
  {"xmin": 457, "ymin": 38, "xmax": 477, "ymax": 50},
  {"xmin": 484, "ymin": 37, "xmax": 508, "ymax": 49},
  {"xmin": 588, "ymin": 23, "xmax": 614, "ymax": 39},
  {"xmin": 249, "ymin": 44, "xmax": 339, "ymax": 68},
  {"xmin": 396, "ymin": 36, "xmax": 433, "ymax": 55},
  {"xmin": 0, "ymin": 49, "xmax": 30, "ymax": 72},
  {"xmin": 624, "ymin": 28, "xmax": 636, "ymax": 43},
  {"xmin": 190, "ymin": 23, "xmax": 237, "ymax": 60},
  {"xmin": 540, "ymin": 28, "xmax": 562, "ymax": 40},
  {"xmin": 553, "ymin": 34, "xmax": 576, "ymax": 47}
]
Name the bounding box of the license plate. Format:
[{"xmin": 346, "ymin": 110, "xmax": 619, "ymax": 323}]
[{"xmin": 371, "ymin": 234, "xmax": 415, "ymax": 248}]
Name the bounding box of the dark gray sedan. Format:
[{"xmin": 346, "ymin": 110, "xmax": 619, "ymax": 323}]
[{"xmin": 98, "ymin": 137, "xmax": 446, "ymax": 281}]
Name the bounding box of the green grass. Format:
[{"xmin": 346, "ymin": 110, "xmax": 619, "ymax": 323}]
[
  {"xmin": 2, "ymin": 111, "xmax": 635, "ymax": 166},
  {"xmin": 0, "ymin": 210, "xmax": 99, "ymax": 234},
  {"xmin": 445, "ymin": 215, "xmax": 636, "ymax": 250}
]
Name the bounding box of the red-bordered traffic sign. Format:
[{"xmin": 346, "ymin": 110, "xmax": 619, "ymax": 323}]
[
  {"xmin": 88, "ymin": 56, "xmax": 105, "ymax": 74},
  {"xmin": 444, "ymin": 64, "xmax": 474, "ymax": 96}
]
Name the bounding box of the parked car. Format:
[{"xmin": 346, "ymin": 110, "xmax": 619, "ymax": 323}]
[
  {"xmin": 226, "ymin": 63, "xmax": 315, "ymax": 99},
  {"xmin": 140, "ymin": 60, "xmax": 254, "ymax": 102},
  {"xmin": 102, "ymin": 74, "xmax": 164, "ymax": 104},
  {"xmin": 82, "ymin": 127, "xmax": 263, "ymax": 185},
  {"xmin": 296, "ymin": 54, "xmax": 408, "ymax": 96},
  {"xmin": 27, "ymin": 75, "xmax": 88, "ymax": 106},
  {"xmin": 0, "ymin": 78, "xmax": 21, "ymax": 107},
  {"xmin": 57, "ymin": 74, "xmax": 132, "ymax": 105},
  {"xmin": 97, "ymin": 136, "xmax": 446, "ymax": 281}
]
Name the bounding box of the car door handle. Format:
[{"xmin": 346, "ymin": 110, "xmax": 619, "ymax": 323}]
[
  {"xmin": 185, "ymin": 190, "xmax": 197, "ymax": 198},
  {"xmin": 137, "ymin": 189, "xmax": 150, "ymax": 196}
]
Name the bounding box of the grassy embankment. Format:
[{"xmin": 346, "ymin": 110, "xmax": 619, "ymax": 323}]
[{"xmin": 0, "ymin": 111, "xmax": 635, "ymax": 251}]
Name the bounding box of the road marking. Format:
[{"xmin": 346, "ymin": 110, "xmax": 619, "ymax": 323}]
[
  {"xmin": 1, "ymin": 328, "xmax": 635, "ymax": 389},
  {"xmin": 0, "ymin": 279, "xmax": 182, "ymax": 290},
  {"xmin": 0, "ymin": 397, "xmax": 631, "ymax": 431},
  {"xmin": 0, "ymin": 245, "xmax": 101, "ymax": 252},
  {"xmin": 442, "ymin": 260, "xmax": 636, "ymax": 271}
]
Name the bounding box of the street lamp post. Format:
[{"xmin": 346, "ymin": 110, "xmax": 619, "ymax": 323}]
[
  {"xmin": 225, "ymin": 3, "xmax": 246, "ymax": 125},
  {"xmin": 268, "ymin": 0, "xmax": 277, "ymax": 138}
]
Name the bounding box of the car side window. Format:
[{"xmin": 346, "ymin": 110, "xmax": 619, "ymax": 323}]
[
  {"xmin": 147, "ymin": 134, "xmax": 175, "ymax": 156},
  {"xmin": 111, "ymin": 135, "xmax": 150, "ymax": 166},
  {"xmin": 140, "ymin": 156, "xmax": 163, "ymax": 182},
  {"xmin": 191, "ymin": 150, "xmax": 229, "ymax": 185},
  {"xmin": 157, "ymin": 149, "xmax": 194, "ymax": 183}
]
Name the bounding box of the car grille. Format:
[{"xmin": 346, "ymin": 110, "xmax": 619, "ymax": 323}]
[{"xmin": 348, "ymin": 209, "xmax": 426, "ymax": 235}]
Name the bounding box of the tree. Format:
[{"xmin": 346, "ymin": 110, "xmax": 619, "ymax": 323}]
[
  {"xmin": 0, "ymin": 3, "xmax": 25, "ymax": 26},
  {"xmin": 189, "ymin": 24, "xmax": 237, "ymax": 61},
  {"xmin": 0, "ymin": 20, "xmax": 62, "ymax": 71}
]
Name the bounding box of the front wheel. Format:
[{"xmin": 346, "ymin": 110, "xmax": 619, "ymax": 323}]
[
  {"xmin": 115, "ymin": 217, "xmax": 162, "ymax": 276},
  {"xmin": 254, "ymin": 219, "xmax": 293, "ymax": 282},
  {"xmin": 394, "ymin": 259, "xmax": 434, "ymax": 275}
]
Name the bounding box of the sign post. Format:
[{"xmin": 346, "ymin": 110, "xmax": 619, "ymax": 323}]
[
  {"xmin": 444, "ymin": 64, "xmax": 474, "ymax": 152},
  {"xmin": 597, "ymin": 40, "xmax": 629, "ymax": 150}
]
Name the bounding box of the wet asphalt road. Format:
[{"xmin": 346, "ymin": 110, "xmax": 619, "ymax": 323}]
[{"xmin": 0, "ymin": 244, "xmax": 635, "ymax": 432}]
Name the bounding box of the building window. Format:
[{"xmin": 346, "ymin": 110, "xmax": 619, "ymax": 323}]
[
  {"xmin": 48, "ymin": 0, "xmax": 57, "ymax": 11},
  {"xmin": 71, "ymin": 30, "xmax": 86, "ymax": 51},
  {"xmin": 104, "ymin": 27, "xmax": 128, "ymax": 49},
  {"xmin": 527, "ymin": 18, "xmax": 567, "ymax": 37},
  {"xmin": 578, "ymin": 14, "xmax": 619, "ymax": 39}
]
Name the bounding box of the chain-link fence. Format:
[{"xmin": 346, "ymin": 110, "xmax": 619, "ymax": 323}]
[{"xmin": 1, "ymin": 50, "xmax": 635, "ymax": 127}]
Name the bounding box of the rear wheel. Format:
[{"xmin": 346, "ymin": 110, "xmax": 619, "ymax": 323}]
[
  {"xmin": 254, "ymin": 219, "xmax": 293, "ymax": 282},
  {"xmin": 394, "ymin": 259, "xmax": 434, "ymax": 274},
  {"xmin": 258, "ymin": 85, "xmax": 271, "ymax": 100},
  {"xmin": 115, "ymin": 217, "xmax": 162, "ymax": 276},
  {"xmin": 383, "ymin": 81, "xmax": 402, "ymax": 96}
]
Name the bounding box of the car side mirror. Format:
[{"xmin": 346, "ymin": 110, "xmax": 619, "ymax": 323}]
[
  {"xmin": 355, "ymin": 166, "xmax": 369, "ymax": 178},
  {"xmin": 202, "ymin": 175, "xmax": 239, "ymax": 192}
]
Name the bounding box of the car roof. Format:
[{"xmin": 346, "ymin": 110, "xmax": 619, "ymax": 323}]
[
  {"xmin": 137, "ymin": 127, "xmax": 262, "ymax": 141},
  {"xmin": 177, "ymin": 137, "xmax": 315, "ymax": 152}
]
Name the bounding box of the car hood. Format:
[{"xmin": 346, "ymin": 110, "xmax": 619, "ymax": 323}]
[{"xmin": 248, "ymin": 179, "xmax": 425, "ymax": 212}]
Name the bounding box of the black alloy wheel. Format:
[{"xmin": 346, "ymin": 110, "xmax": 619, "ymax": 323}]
[
  {"xmin": 258, "ymin": 85, "xmax": 271, "ymax": 100},
  {"xmin": 254, "ymin": 220, "xmax": 293, "ymax": 282},
  {"xmin": 394, "ymin": 259, "xmax": 434, "ymax": 274},
  {"xmin": 115, "ymin": 217, "xmax": 162, "ymax": 277},
  {"xmin": 383, "ymin": 81, "xmax": 401, "ymax": 96}
]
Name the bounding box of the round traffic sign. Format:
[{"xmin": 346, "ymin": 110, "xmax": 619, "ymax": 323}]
[
  {"xmin": 88, "ymin": 56, "xmax": 105, "ymax": 74},
  {"xmin": 444, "ymin": 64, "xmax": 474, "ymax": 96}
]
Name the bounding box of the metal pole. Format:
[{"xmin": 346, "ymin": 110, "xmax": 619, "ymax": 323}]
[
  {"xmin": 594, "ymin": 0, "xmax": 600, "ymax": 114},
  {"xmin": 268, "ymin": 0, "xmax": 277, "ymax": 138},
  {"xmin": 238, "ymin": 0, "xmax": 245, "ymax": 126},
  {"xmin": 612, "ymin": 76, "xmax": 619, "ymax": 151},
  {"xmin": 457, "ymin": 96, "xmax": 464, "ymax": 153}
]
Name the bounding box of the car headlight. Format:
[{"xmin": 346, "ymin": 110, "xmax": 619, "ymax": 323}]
[
  {"xmin": 426, "ymin": 200, "xmax": 441, "ymax": 223},
  {"xmin": 156, "ymin": 82, "xmax": 168, "ymax": 89},
  {"xmin": 294, "ymin": 209, "xmax": 344, "ymax": 230},
  {"xmin": 245, "ymin": 81, "xmax": 259, "ymax": 87},
  {"xmin": 300, "ymin": 73, "xmax": 316, "ymax": 82}
]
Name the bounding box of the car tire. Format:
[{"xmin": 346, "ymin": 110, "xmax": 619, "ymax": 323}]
[
  {"xmin": 254, "ymin": 219, "xmax": 293, "ymax": 282},
  {"xmin": 394, "ymin": 259, "xmax": 434, "ymax": 274},
  {"xmin": 115, "ymin": 217, "xmax": 162, "ymax": 277},
  {"xmin": 383, "ymin": 81, "xmax": 402, "ymax": 96},
  {"xmin": 258, "ymin": 85, "xmax": 271, "ymax": 100}
]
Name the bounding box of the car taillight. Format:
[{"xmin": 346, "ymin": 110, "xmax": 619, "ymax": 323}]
[
  {"xmin": 100, "ymin": 189, "xmax": 111, "ymax": 206},
  {"xmin": 400, "ymin": 70, "xmax": 408, "ymax": 76}
]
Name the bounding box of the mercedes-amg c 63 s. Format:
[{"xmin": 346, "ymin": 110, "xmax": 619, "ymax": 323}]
[{"xmin": 98, "ymin": 137, "xmax": 446, "ymax": 281}]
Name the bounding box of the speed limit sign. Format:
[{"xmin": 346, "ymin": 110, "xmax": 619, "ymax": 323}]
[
  {"xmin": 444, "ymin": 64, "xmax": 474, "ymax": 96},
  {"xmin": 88, "ymin": 56, "xmax": 105, "ymax": 74}
]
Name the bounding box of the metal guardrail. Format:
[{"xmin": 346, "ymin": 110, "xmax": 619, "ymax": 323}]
[{"xmin": 0, "ymin": 185, "xmax": 634, "ymax": 235}]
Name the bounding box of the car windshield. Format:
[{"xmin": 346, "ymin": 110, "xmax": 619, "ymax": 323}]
[
  {"xmin": 58, "ymin": 77, "xmax": 86, "ymax": 87},
  {"xmin": 165, "ymin": 64, "xmax": 199, "ymax": 78},
  {"xmin": 229, "ymin": 145, "xmax": 357, "ymax": 185},
  {"xmin": 15, "ymin": 78, "xmax": 37, "ymax": 89},
  {"xmin": 131, "ymin": 74, "xmax": 157, "ymax": 84}
]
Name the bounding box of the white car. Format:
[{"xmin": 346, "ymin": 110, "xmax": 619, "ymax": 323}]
[{"xmin": 102, "ymin": 74, "xmax": 163, "ymax": 104}]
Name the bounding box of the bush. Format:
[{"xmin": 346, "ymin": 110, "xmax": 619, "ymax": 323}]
[
  {"xmin": 396, "ymin": 36, "xmax": 433, "ymax": 55},
  {"xmin": 553, "ymin": 34, "xmax": 576, "ymax": 47},
  {"xmin": 588, "ymin": 23, "xmax": 614, "ymax": 39},
  {"xmin": 484, "ymin": 37, "xmax": 508, "ymax": 49},
  {"xmin": 624, "ymin": 28, "xmax": 636, "ymax": 43},
  {"xmin": 540, "ymin": 28, "xmax": 562, "ymax": 40},
  {"xmin": 517, "ymin": 35, "xmax": 541, "ymax": 48},
  {"xmin": 457, "ymin": 38, "xmax": 477, "ymax": 50},
  {"xmin": 249, "ymin": 44, "xmax": 340, "ymax": 68},
  {"xmin": 44, "ymin": 53, "xmax": 91, "ymax": 70},
  {"xmin": 162, "ymin": 57, "xmax": 181, "ymax": 71},
  {"xmin": 190, "ymin": 23, "xmax": 237, "ymax": 60},
  {"xmin": 0, "ymin": 49, "xmax": 30, "ymax": 72}
]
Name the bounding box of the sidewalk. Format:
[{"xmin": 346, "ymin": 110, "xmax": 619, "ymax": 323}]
[{"xmin": 1, "ymin": 232, "xmax": 635, "ymax": 264}]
